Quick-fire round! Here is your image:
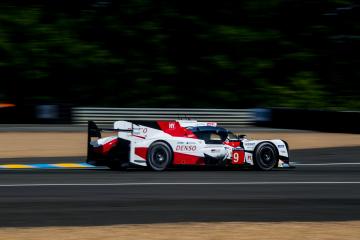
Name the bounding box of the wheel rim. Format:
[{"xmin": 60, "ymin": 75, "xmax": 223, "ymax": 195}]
[
  {"xmin": 150, "ymin": 146, "xmax": 169, "ymax": 169},
  {"xmin": 259, "ymin": 146, "xmax": 276, "ymax": 169}
]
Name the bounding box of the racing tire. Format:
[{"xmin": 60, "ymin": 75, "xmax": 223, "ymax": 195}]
[
  {"xmin": 107, "ymin": 150, "xmax": 127, "ymax": 171},
  {"xmin": 107, "ymin": 161, "xmax": 127, "ymax": 171},
  {"xmin": 147, "ymin": 142, "xmax": 173, "ymax": 171},
  {"xmin": 253, "ymin": 142, "xmax": 278, "ymax": 171}
]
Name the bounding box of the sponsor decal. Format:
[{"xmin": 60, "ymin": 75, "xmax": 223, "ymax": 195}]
[
  {"xmin": 278, "ymin": 144, "xmax": 285, "ymax": 148},
  {"xmin": 245, "ymin": 142, "xmax": 256, "ymax": 146},
  {"xmin": 142, "ymin": 128, "xmax": 148, "ymax": 134},
  {"xmin": 176, "ymin": 145, "xmax": 197, "ymax": 151},
  {"xmin": 169, "ymin": 122, "xmax": 175, "ymax": 129},
  {"xmin": 211, "ymin": 149, "xmax": 221, "ymax": 153},
  {"xmin": 177, "ymin": 141, "xmax": 196, "ymax": 145}
]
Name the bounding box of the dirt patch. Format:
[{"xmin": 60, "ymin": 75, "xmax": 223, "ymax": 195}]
[
  {"xmin": 0, "ymin": 221, "xmax": 359, "ymax": 240},
  {"xmin": 0, "ymin": 132, "xmax": 87, "ymax": 158},
  {"xmin": 0, "ymin": 131, "xmax": 359, "ymax": 158}
]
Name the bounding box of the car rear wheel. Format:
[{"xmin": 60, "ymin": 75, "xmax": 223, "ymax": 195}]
[
  {"xmin": 107, "ymin": 161, "xmax": 127, "ymax": 170},
  {"xmin": 253, "ymin": 142, "xmax": 278, "ymax": 171},
  {"xmin": 107, "ymin": 149, "xmax": 127, "ymax": 171},
  {"xmin": 147, "ymin": 142, "xmax": 172, "ymax": 171}
]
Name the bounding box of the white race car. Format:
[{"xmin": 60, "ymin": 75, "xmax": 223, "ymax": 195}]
[{"xmin": 87, "ymin": 120, "xmax": 291, "ymax": 171}]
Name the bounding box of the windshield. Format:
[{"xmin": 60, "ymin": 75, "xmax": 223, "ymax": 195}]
[
  {"xmin": 226, "ymin": 131, "xmax": 238, "ymax": 141},
  {"xmin": 188, "ymin": 126, "xmax": 238, "ymax": 144}
]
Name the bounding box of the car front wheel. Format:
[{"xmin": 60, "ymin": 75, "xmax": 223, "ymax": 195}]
[{"xmin": 253, "ymin": 142, "xmax": 278, "ymax": 171}]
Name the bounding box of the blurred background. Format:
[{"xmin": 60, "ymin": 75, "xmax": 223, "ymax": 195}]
[{"xmin": 0, "ymin": 0, "xmax": 359, "ymax": 128}]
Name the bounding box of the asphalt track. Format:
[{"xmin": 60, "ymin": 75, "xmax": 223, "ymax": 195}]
[{"xmin": 0, "ymin": 147, "xmax": 359, "ymax": 227}]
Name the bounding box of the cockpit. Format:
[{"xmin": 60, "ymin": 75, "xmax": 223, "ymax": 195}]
[{"xmin": 186, "ymin": 126, "xmax": 238, "ymax": 144}]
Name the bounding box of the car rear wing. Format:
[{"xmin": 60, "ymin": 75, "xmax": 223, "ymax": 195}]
[
  {"xmin": 88, "ymin": 120, "xmax": 133, "ymax": 139},
  {"xmin": 87, "ymin": 121, "xmax": 133, "ymax": 162}
]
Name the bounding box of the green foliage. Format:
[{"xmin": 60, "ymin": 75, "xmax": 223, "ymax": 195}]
[
  {"xmin": 264, "ymin": 72, "xmax": 327, "ymax": 108},
  {"xmin": 0, "ymin": 0, "xmax": 359, "ymax": 109}
]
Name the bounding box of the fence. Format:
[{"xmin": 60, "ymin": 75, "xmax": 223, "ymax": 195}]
[{"xmin": 72, "ymin": 107, "xmax": 255, "ymax": 127}]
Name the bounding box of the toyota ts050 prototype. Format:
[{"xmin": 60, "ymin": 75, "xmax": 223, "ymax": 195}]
[{"xmin": 87, "ymin": 120, "xmax": 291, "ymax": 171}]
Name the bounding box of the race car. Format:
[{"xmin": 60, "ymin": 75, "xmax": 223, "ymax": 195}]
[{"xmin": 87, "ymin": 120, "xmax": 290, "ymax": 171}]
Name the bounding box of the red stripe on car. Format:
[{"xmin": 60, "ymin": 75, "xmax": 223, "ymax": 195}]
[
  {"xmin": 173, "ymin": 152, "xmax": 204, "ymax": 165},
  {"xmin": 135, "ymin": 147, "xmax": 148, "ymax": 160},
  {"xmin": 157, "ymin": 121, "xmax": 197, "ymax": 139},
  {"xmin": 94, "ymin": 138, "xmax": 118, "ymax": 155}
]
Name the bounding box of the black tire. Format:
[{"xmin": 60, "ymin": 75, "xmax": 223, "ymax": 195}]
[
  {"xmin": 147, "ymin": 142, "xmax": 173, "ymax": 171},
  {"xmin": 253, "ymin": 142, "xmax": 278, "ymax": 171},
  {"xmin": 107, "ymin": 149, "xmax": 127, "ymax": 171},
  {"xmin": 107, "ymin": 161, "xmax": 127, "ymax": 171}
]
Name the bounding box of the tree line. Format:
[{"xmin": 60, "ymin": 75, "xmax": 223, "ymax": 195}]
[{"xmin": 0, "ymin": 0, "xmax": 359, "ymax": 109}]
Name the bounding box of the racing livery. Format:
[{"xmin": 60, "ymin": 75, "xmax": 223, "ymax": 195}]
[{"xmin": 87, "ymin": 120, "xmax": 290, "ymax": 171}]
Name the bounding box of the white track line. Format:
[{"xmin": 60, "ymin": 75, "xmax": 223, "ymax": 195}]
[
  {"xmin": 294, "ymin": 162, "xmax": 360, "ymax": 166},
  {"xmin": 0, "ymin": 182, "xmax": 360, "ymax": 187}
]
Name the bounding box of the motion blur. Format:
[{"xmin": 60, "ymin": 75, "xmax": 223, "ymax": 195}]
[{"xmin": 0, "ymin": 0, "xmax": 359, "ymax": 110}]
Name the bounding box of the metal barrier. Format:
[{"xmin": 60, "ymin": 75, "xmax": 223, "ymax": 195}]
[{"xmin": 72, "ymin": 107, "xmax": 255, "ymax": 127}]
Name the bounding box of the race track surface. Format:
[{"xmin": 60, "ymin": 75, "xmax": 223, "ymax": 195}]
[{"xmin": 0, "ymin": 147, "xmax": 359, "ymax": 227}]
